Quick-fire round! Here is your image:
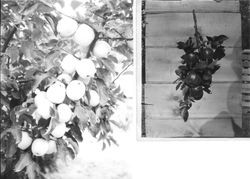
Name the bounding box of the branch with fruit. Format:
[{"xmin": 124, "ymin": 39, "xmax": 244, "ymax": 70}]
[
  {"xmin": 0, "ymin": 0, "xmax": 132, "ymax": 178},
  {"xmin": 174, "ymin": 10, "xmax": 228, "ymax": 122}
]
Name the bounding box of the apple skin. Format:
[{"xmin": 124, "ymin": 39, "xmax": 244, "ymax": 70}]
[
  {"xmin": 189, "ymin": 86, "xmax": 204, "ymax": 100},
  {"xmin": 200, "ymin": 47, "xmax": 214, "ymax": 62},
  {"xmin": 185, "ymin": 71, "xmax": 202, "ymax": 87}
]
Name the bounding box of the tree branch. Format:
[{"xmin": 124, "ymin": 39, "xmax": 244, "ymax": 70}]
[
  {"xmin": 1, "ymin": 26, "xmax": 17, "ymax": 53},
  {"xmin": 112, "ymin": 61, "xmax": 133, "ymax": 83},
  {"xmin": 99, "ymin": 37, "xmax": 133, "ymax": 41}
]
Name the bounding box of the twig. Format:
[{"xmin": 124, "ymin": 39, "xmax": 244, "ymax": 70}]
[{"xmin": 112, "ymin": 61, "xmax": 133, "ymax": 83}]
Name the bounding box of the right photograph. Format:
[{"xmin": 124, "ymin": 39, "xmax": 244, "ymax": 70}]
[{"xmin": 141, "ymin": 0, "xmax": 250, "ymax": 138}]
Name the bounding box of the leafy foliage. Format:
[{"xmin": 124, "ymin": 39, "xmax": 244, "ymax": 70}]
[
  {"xmin": 174, "ymin": 10, "xmax": 228, "ymax": 122},
  {"xmin": 1, "ymin": 0, "xmax": 133, "ymax": 178}
]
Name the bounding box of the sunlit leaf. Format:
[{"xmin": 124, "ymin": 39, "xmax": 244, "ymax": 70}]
[{"xmin": 14, "ymin": 152, "xmax": 32, "ymax": 172}]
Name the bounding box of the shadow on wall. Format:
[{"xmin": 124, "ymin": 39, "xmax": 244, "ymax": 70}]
[
  {"xmin": 227, "ymin": 37, "xmax": 242, "ymax": 127},
  {"xmin": 199, "ymin": 111, "xmax": 243, "ymax": 137}
]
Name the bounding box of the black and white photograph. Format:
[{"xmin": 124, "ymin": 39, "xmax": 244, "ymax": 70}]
[
  {"xmin": 1, "ymin": 0, "xmax": 250, "ymax": 179},
  {"xmin": 1, "ymin": 0, "xmax": 133, "ymax": 178},
  {"xmin": 141, "ymin": 0, "xmax": 250, "ymax": 138}
]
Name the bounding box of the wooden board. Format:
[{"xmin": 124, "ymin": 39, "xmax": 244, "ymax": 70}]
[
  {"xmin": 146, "ymin": 118, "xmax": 235, "ymax": 138},
  {"xmin": 144, "ymin": 83, "xmax": 242, "ymax": 120},
  {"xmin": 146, "ymin": 0, "xmax": 240, "ymax": 13},
  {"xmin": 145, "ymin": 47, "xmax": 242, "ymax": 83},
  {"xmin": 145, "ymin": 13, "xmax": 242, "ymax": 48}
]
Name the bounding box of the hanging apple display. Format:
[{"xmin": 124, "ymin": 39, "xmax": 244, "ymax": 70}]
[{"xmin": 174, "ymin": 10, "xmax": 228, "ymax": 121}]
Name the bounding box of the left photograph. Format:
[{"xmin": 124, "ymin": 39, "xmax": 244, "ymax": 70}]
[{"xmin": 1, "ymin": 0, "xmax": 133, "ymax": 179}]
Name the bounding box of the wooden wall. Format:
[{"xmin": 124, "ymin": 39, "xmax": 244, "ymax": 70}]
[{"xmin": 143, "ymin": 0, "xmax": 242, "ymax": 137}]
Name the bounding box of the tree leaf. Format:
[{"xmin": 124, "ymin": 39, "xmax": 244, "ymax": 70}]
[
  {"xmin": 66, "ymin": 138, "xmax": 79, "ymax": 155},
  {"xmin": 88, "ymin": 123, "xmax": 101, "ymax": 138},
  {"xmin": 96, "ymin": 79, "xmax": 110, "ymax": 105},
  {"xmin": 6, "ymin": 46, "xmax": 19, "ymax": 63},
  {"xmin": 26, "ymin": 161, "xmax": 39, "ymax": 179},
  {"xmin": 0, "ymin": 93, "xmax": 10, "ymax": 109},
  {"xmin": 69, "ymin": 123, "xmax": 83, "ymax": 142},
  {"xmin": 177, "ymin": 42, "xmax": 185, "ymax": 49},
  {"xmin": 31, "ymin": 29, "xmax": 42, "ymax": 41},
  {"xmin": 176, "ymin": 82, "xmax": 182, "ymax": 90},
  {"xmin": 1, "ymin": 125, "xmax": 22, "ymax": 144},
  {"xmin": 1, "ymin": 159, "xmax": 6, "ymax": 174},
  {"xmin": 102, "ymin": 142, "xmax": 106, "ymax": 151},
  {"xmin": 102, "ymin": 59, "xmax": 116, "ymax": 75},
  {"xmin": 206, "ymin": 36, "xmax": 213, "ymax": 42},
  {"xmin": 22, "ymin": 2, "xmax": 40, "ymax": 16},
  {"xmin": 31, "ymin": 73, "xmax": 51, "ymax": 91},
  {"xmin": 108, "ymin": 135, "xmax": 118, "ymax": 146},
  {"xmin": 66, "ymin": 147, "xmax": 76, "ymax": 159},
  {"xmin": 96, "ymin": 68, "xmax": 112, "ymax": 86},
  {"xmin": 18, "ymin": 113, "xmax": 36, "ymax": 126},
  {"xmin": 14, "ymin": 152, "xmax": 32, "ymax": 172},
  {"xmin": 203, "ymin": 88, "xmax": 211, "ymax": 94},
  {"xmin": 213, "ymin": 46, "xmax": 225, "ymax": 60},
  {"xmin": 214, "ymin": 35, "xmax": 228, "ymax": 43},
  {"xmin": 74, "ymin": 106, "xmax": 89, "ymax": 128},
  {"xmin": 5, "ymin": 134, "xmax": 17, "ymax": 158},
  {"xmin": 181, "ymin": 108, "xmax": 189, "ymax": 122},
  {"xmin": 44, "ymin": 13, "xmax": 58, "ymax": 36},
  {"xmin": 20, "ymin": 41, "xmax": 35, "ymax": 60}
]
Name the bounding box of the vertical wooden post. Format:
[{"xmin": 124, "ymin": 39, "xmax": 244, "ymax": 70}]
[{"xmin": 242, "ymin": 49, "xmax": 250, "ymax": 137}]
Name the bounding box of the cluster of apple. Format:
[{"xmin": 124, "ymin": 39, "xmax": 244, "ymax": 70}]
[
  {"xmin": 175, "ymin": 35, "xmax": 228, "ymax": 121},
  {"xmin": 16, "ymin": 16, "xmax": 113, "ymax": 156},
  {"xmin": 57, "ymin": 16, "xmax": 111, "ymax": 58},
  {"xmin": 17, "ymin": 131, "xmax": 57, "ymax": 156}
]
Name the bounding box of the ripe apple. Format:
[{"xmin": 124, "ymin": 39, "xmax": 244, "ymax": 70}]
[
  {"xmin": 73, "ymin": 24, "xmax": 95, "ymax": 47},
  {"xmin": 189, "ymin": 86, "xmax": 204, "ymax": 100},
  {"xmin": 88, "ymin": 90, "xmax": 100, "ymax": 107},
  {"xmin": 57, "ymin": 16, "xmax": 78, "ymax": 37},
  {"xmin": 46, "ymin": 82, "xmax": 66, "ymax": 104},
  {"xmin": 57, "ymin": 73, "xmax": 73, "ymax": 84},
  {"xmin": 34, "ymin": 91, "xmax": 48, "ymax": 107},
  {"xmin": 57, "ymin": 103, "xmax": 72, "ymax": 122},
  {"xmin": 46, "ymin": 140, "xmax": 57, "ymax": 154},
  {"xmin": 75, "ymin": 58, "xmax": 96, "ymax": 78},
  {"xmin": 31, "ymin": 138, "xmax": 49, "ymax": 156},
  {"xmin": 51, "ymin": 123, "xmax": 67, "ymax": 138},
  {"xmin": 17, "ymin": 131, "xmax": 33, "ymax": 150},
  {"xmin": 185, "ymin": 71, "xmax": 202, "ymax": 87},
  {"xmin": 61, "ymin": 54, "xmax": 79, "ymax": 74},
  {"xmin": 66, "ymin": 80, "xmax": 86, "ymax": 101},
  {"xmin": 93, "ymin": 40, "xmax": 111, "ymax": 58},
  {"xmin": 201, "ymin": 47, "xmax": 214, "ymax": 61},
  {"xmin": 36, "ymin": 100, "xmax": 53, "ymax": 119}
]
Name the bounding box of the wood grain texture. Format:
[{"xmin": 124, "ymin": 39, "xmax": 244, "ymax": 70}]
[
  {"xmin": 145, "ymin": 13, "xmax": 242, "ymax": 48},
  {"xmin": 144, "ymin": 83, "xmax": 242, "ymax": 120},
  {"xmin": 146, "ymin": 118, "xmax": 235, "ymax": 138},
  {"xmin": 146, "ymin": 0, "xmax": 240, "ymax": 13},
  {"xmin": 145, "ymin": 47, "xmax": 242, "ymax": 83}
]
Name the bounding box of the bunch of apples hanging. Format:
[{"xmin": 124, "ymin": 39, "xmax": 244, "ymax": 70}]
[{"xmin": 174, "ymin": 10, "xmax": 228, "ymax": 121}]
